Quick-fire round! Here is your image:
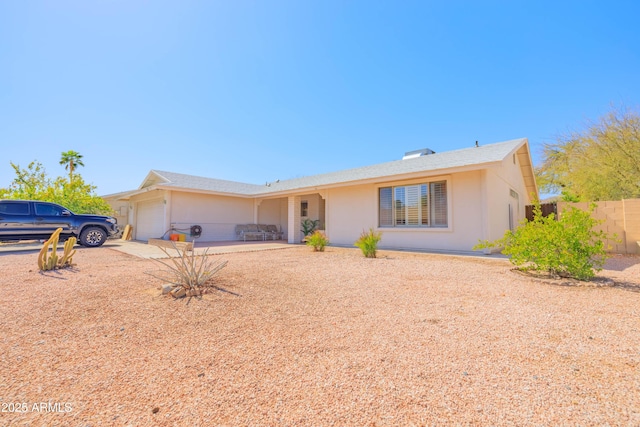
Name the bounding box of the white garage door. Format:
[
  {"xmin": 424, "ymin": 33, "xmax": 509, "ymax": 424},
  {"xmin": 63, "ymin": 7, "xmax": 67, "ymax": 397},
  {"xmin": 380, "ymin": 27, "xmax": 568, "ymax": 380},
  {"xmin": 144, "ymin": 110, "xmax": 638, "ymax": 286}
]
[{"xmin": 136, "ymin": 199, "xmax": 165, "ymax": 241}]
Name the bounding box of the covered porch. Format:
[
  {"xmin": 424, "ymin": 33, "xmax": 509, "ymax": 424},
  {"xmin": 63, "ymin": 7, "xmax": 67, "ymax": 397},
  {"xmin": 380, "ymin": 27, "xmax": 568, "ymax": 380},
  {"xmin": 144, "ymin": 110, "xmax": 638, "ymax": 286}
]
[{"xmin": 255, "ymin": 192, "xmax": 326, "ymax": 244}]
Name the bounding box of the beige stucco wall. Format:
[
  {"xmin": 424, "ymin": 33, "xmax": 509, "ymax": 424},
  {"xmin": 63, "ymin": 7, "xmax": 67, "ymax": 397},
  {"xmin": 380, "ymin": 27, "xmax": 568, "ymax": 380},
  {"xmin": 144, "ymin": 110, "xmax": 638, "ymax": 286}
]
[
  {"xmin": 325, "ymin": 171, "xmax": 488, "ymax": 252},
  {"xmin": 482, "ymin": 152, "xmax": 532, "ymax": 245},
  {"xmin": 105, "ymin": 199, "xmax": 129, "ymax": 227},
  {"xmin": 325, "ymin": 184, "xmax": 377, "ymax": 245},
  {"xmin": 484, "ymin": 168, "xmax": 510, "ymax": 243},
  {"xmin": 257, "ymin": 198, "xmax": 287, "ymax": 232},
  {"xmin": 300, "ymin": 194, "xmax": 325, "ymax": 228},
  {"xmin": 169, "ymin": 191, "xmax": 254, "ymax": 241}
]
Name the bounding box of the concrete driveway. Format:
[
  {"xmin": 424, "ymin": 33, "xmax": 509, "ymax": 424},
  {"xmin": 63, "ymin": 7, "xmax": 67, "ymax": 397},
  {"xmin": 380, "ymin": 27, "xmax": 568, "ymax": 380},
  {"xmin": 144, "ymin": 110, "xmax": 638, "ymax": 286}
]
[{"xmin": 0, "ymin": 239, "xmax": 295, "ymax": 259}]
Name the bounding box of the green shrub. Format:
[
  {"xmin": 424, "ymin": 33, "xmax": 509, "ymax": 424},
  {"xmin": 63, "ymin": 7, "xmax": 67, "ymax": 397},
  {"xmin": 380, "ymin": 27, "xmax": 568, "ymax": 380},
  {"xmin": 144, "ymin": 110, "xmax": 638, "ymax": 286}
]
[
  {"xmin": 305, "ymin": 230, "xmax": 329, "ymax": 252},
  {"xmin": 474, "ymin": 203, "xmax": 611, "ymax": 280},
  {"xmin": 301, "ymin": 218, "xmax": 320, "ymax": 237},
  {"xmin": 354, "ymin": 228, "xmax": 382, "ymax": 258}
]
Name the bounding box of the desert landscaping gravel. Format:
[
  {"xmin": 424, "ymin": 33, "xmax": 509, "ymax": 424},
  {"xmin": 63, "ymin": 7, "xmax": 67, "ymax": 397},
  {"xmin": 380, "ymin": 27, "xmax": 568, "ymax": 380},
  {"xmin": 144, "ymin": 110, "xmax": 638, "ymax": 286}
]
[{"xmin": 1, "ymin": 244, "xmax": 639, "ymax": 426}]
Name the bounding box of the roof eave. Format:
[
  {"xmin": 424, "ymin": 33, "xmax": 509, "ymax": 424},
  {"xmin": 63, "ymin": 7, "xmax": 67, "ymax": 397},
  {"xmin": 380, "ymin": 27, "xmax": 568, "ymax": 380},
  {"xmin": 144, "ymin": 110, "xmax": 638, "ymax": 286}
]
[
  {"xmin": 513, "ymin": 140, "xmax": 539, "ymax": 201},
  {"xmin": 138, "ymin": 170, "xmax": 171, "ymax": 190},
  {"xmin": 255, "ymin": 162, "xmax": 504, "ymax": 197},
  {"xmin": 156, "ymin": 184, "xmax": 256, "ymax": 198}
]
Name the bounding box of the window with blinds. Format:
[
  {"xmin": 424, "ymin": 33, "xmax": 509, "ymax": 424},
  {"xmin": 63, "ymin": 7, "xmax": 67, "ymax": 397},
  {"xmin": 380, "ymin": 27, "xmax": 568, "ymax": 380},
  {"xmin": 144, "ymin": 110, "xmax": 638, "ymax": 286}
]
[{"xmin": 379, "ymin": 180, "xmax": 447, "ymax": 228}]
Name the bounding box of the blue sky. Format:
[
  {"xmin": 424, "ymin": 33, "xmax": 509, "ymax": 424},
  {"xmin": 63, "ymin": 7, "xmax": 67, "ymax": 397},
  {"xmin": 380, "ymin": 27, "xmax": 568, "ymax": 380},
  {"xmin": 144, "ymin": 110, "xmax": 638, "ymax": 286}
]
[{"xmin": 1, "ymin": 1, "xmax": 638, "ymax": 196}]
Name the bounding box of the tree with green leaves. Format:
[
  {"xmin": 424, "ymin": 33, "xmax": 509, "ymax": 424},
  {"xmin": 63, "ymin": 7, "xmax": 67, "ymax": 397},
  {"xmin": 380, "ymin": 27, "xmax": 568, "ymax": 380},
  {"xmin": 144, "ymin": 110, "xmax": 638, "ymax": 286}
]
[
  {"xmin": 536, "ymin": 106, "xmax": 640, "ymax": 201},
  {"xmin": 474, "ymin": 203, "xmax": 610, "ymax": 281},
  {"xmin": 0, "ymin": 161, "xmax": 51, "ymax": 200},
  {"xmin": 1, "ymin": 158, "xmax": 112, "ymax": 215},
  {"xmin": 59, "ymin": 150, "xmax": 85, "ymax": 182}
]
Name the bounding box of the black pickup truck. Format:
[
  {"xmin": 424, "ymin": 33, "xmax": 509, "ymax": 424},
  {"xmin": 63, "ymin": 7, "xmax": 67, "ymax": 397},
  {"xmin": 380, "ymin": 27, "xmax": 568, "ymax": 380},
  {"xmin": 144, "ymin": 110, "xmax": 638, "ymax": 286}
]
[{"xmin": 0, "ymin": 200, "xmax": 119, "ymax": 247}]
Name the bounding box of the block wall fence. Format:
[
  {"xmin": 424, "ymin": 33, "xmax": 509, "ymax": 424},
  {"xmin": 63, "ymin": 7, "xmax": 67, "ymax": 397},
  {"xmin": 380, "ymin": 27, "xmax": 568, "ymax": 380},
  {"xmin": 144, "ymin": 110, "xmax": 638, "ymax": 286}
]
[{"xmin": 557, "ymin": 199, "xmax": 640, "ymax": 254}]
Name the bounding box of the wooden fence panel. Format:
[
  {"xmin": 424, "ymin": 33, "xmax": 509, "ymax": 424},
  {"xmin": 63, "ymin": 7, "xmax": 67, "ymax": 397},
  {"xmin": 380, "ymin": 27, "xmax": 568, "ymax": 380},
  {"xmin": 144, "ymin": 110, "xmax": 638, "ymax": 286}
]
[{"xmin": 525, "ymin": 202, "xmax": 557, "ymax": 221}]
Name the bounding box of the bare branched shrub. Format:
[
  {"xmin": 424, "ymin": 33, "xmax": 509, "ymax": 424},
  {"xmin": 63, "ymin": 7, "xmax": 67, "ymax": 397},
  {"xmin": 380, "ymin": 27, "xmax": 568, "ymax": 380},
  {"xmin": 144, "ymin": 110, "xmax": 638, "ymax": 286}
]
[{"xmin": 146, "ymin": 242, "xmax": 228, "ymax": 294}]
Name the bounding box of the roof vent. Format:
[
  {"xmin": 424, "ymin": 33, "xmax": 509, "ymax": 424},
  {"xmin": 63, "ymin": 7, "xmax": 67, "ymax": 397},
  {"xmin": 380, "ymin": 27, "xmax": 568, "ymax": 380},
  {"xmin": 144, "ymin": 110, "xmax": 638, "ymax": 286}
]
[{"xmin": 402, "ymin": 148, "xmax": 435, "ymax": 160}]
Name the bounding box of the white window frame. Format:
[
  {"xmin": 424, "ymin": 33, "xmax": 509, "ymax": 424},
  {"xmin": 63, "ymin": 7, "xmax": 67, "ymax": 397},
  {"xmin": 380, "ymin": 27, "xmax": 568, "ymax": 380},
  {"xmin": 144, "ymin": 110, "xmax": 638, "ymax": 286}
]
[{"xmin": 378, "ymin": 179, "xmax": 449, "ymax": 229}]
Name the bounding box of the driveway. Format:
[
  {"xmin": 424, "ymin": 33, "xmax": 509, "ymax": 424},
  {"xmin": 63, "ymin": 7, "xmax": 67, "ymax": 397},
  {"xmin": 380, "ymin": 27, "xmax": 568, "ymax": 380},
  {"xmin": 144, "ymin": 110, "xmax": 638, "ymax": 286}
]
[{"xmin": 0, "ymin": 239, "xmax": 295, "ymax": 259}]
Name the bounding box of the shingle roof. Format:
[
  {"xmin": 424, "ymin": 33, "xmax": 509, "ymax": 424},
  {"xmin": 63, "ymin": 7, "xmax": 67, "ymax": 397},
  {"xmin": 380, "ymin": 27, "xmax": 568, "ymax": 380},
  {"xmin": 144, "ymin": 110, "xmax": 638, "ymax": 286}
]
[
  {"xmin": 260, "ymin": 138, "xmax": 528, "ymax": 194},
  {"xmin": 137, "ymin": 138, "xmax": 530, "ymax": 197},
  {"xmin": 148, "ymin": 170, "xmax": 265, "ymax": 196}
]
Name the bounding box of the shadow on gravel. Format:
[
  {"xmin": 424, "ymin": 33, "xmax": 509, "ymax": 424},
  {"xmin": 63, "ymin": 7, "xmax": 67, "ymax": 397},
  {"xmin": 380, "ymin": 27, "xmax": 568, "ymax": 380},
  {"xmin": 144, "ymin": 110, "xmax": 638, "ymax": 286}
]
[
  {"xmin": 556, "ymin": 278, "xmax": 640, "ymax": 293},
  {"xmin": 208, "ymin": 285, "xmax": 242, "ymax": 297},
  {"xmin": 606, "ymin": 281, "xmax": 640, "ymax": 293},
  {"xmin": 174, "ymin": 285, "xmax": 242, "ymax": 305},
  {"xmin": 603, "ymin": 254, "xmax": 640, "ymax": 272},
  {"xmin": 513, "ymin": 269, "xmax": 640, "ymax": 293},
  {"xmin": 38, "ymin": 266, "xmax": 80, "ymax": 279}
]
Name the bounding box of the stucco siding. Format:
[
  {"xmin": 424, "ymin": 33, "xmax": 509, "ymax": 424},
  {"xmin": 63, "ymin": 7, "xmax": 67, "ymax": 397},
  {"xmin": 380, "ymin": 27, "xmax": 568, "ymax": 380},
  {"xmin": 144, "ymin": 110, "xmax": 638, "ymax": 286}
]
[
  {"xmin": 279, "ymin": 199, "xmax": 289, "ymax": 237},
  {"xmin": 324, "ymin": 172, "xmax": 486, "ymax": 252},
  {"xmin": 326, "ymin": 184, "xmax": 377, "ymax": 245},
  {"xmin": 484, "ymin": 168, "xmax": 511, "ymax": 242},
  {"xmin": 446, "ymin": 171, "xmax": 485, "ymax": 250},
  {"xmin": 258, "ymin": 198, "xmax": 286, "ymax": 230},
  {"xmin": 169, "ymin": 192, "xmax": 254, "ymax": 241},
  {"xmin": 500, "ymin": 152, "xmax": 531, "ymax": 209},
  {"xmin": 483, "ymin": 153, "xmax": 531, "ymax": 243},
  {"xmin": 375, "ymin": 172, "xmax": 483, "ymax": 251},
  {"xmin": 299, "ymin": 194, "xmax": 324, "ymax": 226}
]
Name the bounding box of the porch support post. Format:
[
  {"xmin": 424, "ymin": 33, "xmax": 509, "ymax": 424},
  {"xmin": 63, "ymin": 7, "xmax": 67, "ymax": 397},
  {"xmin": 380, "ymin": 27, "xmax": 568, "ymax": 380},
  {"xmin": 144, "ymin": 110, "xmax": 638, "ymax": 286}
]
[
  {"xmin": 318, "ymin": 190, "xmax": 328, "ymax": 236},
  {"xmin": 253, "ymin": 199, "xmax": 262, "ymax": 224},
  {"xmin": 287, "ymin": 195, "xmax": 301, "ymax": 243}
]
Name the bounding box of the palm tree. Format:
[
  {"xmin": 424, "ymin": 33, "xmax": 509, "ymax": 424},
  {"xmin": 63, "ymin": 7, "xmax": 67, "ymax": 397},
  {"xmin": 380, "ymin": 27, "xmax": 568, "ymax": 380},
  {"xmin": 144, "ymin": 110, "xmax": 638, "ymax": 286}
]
[{"xmin": 59, "ymin": 150, "xmax": 85, "ymax": 181}]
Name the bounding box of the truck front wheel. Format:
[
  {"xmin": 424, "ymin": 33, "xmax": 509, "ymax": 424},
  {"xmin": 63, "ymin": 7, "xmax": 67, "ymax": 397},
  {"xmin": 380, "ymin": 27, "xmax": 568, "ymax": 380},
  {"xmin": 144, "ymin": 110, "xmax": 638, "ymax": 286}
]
[{"xmin": 79, "ymin": 227, "xmax": 107, "ymax": 247}]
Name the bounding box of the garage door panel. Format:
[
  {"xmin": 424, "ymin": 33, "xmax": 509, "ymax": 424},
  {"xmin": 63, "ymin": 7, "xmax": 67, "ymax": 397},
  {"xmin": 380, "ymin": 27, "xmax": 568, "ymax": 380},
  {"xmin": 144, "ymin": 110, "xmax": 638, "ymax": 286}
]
[{"xmin": 136, "ymin": 199, "xmax": 165, "ymax": 241}]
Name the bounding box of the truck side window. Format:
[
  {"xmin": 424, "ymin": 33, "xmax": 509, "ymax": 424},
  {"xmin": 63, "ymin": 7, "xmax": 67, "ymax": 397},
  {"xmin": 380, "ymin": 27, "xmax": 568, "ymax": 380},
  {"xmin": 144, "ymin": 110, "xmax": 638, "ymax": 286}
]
[
  {"xmin": 35, "ymin": 203, "xmax": 64, "ymax": 216},
  {"xmin": 0, "ymin": 202, "xmax": 30, "ymax": 215}
]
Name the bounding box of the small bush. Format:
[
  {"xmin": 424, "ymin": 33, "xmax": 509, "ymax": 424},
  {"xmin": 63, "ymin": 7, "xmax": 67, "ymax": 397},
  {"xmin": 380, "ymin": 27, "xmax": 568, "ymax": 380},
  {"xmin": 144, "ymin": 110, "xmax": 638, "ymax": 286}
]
[
  {"xmin": 474, "ymin": 203, "xmax": 611, "ymax": 280},
  {"xmin": 305, "ymin": 230, "xmax": 329, "ymax": 252},
  {"xmin": 301, "ymin": 218, "xmax": 320, "ymax": 237},
  {"xmin": 354, "ymin": 228, "xmax": 382, "ymax": 258}
]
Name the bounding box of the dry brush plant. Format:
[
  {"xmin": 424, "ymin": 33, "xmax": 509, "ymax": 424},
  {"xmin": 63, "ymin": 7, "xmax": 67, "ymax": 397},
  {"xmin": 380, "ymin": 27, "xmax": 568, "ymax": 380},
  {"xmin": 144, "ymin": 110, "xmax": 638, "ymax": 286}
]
[
  {"xmin": 38, "ymin": 228, "xmax": 77, "ymax": 271},
  {"xmin": 146, "ymin": 242, "xmax": 228, "ymax": 298}
]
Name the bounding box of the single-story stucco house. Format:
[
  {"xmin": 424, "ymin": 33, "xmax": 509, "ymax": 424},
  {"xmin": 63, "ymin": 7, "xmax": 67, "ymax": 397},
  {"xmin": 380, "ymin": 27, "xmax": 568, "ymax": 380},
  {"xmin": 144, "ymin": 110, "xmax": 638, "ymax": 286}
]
[{"xmin": 103, "ymin": 138, "xmax": 537, "ymax": 252}]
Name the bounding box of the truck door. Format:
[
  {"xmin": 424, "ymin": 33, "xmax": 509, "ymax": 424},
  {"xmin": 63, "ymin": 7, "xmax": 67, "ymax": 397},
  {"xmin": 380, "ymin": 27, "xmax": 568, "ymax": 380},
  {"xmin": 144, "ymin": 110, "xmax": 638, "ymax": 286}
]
[
  {"xmin": 33, "ymin": 202, "xmax": 73, "ymax": 237},
  {"xmin": 0, "ymin": 200, "xmax": 35, "ymax": 238}
]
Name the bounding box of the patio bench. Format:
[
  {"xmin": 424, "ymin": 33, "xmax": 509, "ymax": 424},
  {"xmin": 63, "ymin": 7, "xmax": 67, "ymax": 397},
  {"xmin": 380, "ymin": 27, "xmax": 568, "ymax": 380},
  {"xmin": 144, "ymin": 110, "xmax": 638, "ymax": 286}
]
[
  {"xmin": 235, "ymin": 224, "xmax": 284, "ymax": 241},
  {"xmin": 259, "ymin": 224, "xmax": 284, "ymax": 240}
]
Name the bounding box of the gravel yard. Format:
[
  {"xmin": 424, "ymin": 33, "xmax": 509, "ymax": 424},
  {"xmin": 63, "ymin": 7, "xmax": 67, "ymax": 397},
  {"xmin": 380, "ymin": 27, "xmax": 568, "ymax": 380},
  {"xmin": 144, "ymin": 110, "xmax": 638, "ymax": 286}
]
[{"xmin": 1, "ymin": 244, "xmax": 639, "ymax": 426}]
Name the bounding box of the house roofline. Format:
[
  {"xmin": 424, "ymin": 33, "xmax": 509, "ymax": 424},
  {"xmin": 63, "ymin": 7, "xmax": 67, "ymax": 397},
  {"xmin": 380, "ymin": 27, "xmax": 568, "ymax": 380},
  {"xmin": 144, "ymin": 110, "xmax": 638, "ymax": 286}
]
[
  {"xmin": 109, "ymin": 161, "xmax": 506, "ymax": 201},
  {"xmin": 108, "ymin": 138, "xmax": 537, "ymax": 200},
  {"xmin": 253, "ymin": 162, "xmax": 505, "ymax": 198}
]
